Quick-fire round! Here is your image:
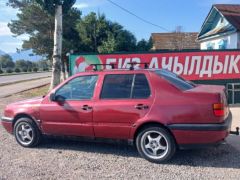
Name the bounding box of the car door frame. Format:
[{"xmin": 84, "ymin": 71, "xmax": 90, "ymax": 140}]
[
  {"xmin": 40, "ymin": 72, "xmax": 101, "ymax": 137},
  {"xmin": 92, "ymin": 71, "xmax": 155, "ymax": 139}
]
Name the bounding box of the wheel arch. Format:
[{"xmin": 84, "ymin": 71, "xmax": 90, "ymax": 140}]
[
  {"xmin": 13, "ymin": 113, "xmax": 42, "ymax": 147},
  {"xmin": 133, "ymin": 121, "xmax": 177, "ymax": 146},
  {"xmin": 13, "ymin": 113, "xmax": 40, "ymax": 130}
]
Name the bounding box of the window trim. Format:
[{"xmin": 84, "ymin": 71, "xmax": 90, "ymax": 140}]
[
  {"xmin": 100, "ymin": 73, "xmax": 151, "ymax": 100},
  {"xmin": 132, "ymin": 73, "xmax": 151, "ymax": 99},
  {"xmin": 54, "ymin": 75, "xmax": 98, "ymax": 101},
  {"xmin": 130, "ymin": 74, "xmax": 136, "ymax": 98}
]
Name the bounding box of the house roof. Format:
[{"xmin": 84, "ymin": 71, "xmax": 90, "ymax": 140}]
[
  {"xmin": 197, "ymin": 4, "xmax": 240, "ymax": 41},
  {"xmin": 201, "ymin": 23, "xmax": 233, "ymax": 38},
  {"xmin": 151, "ymin": 32, "xmax": 200, "ymax": 50},
  {"xmin": 214, "ymin": 4, "xmax": 240, "ymax": 31}
]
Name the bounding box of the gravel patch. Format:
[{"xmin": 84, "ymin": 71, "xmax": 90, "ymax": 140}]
[{"xmin": 0, "ymin": 95, "xmax": 240, "ymax": 179}]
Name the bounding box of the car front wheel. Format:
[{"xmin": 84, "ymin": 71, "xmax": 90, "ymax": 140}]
[
  {"xmin": 136, "ymin": 126, "xmax": 176, "ymax": 163},
  {"xmin": 14, "ymin": 117, "xmax": 41, "ymax": 147}
]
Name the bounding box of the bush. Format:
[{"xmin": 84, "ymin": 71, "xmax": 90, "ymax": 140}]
[
  {"xmin": 22, "ymin": 68, "xmax": 28, "ymax": 72},
  {"xmin": 0, "ymin": 69, "xmax": 3, "ymax": 74},
  {"xmin": 33, "ymin": 67, "xmax": 38, "ymax": 72},
  {"xmin": 14, "ymin": 68, "xmax": 21, "ymax": 73},
  {"xmin": 28, "ymin": 68, "xmax": 32, "ymax": 72},
  {"xmin": 43, "ymin": 67, "xmax": 49, "ymax": 71},
  {"xmin": 6, "ymin": 69, "xmax": 13, "ymax": 73}
]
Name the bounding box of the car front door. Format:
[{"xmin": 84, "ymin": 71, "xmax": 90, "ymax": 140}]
[
  {"xmin": 40, "ymin": 75, "xmax": 98, "ymax": 137},
  {"xmin": 93, "ymin": 73, "xmax": 154, "ymax": 139}
]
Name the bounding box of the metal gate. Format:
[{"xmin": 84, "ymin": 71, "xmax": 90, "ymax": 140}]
[{"xmin": 227, "ymin": 83, "xmax": 240, "ymax": 104}]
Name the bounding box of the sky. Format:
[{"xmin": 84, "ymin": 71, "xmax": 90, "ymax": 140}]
[{"xmin": 0, "ymin": 0, "xmax": 239, "ymax": 53}]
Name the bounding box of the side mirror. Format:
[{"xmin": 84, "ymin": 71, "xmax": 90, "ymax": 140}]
[
  {"xmin": 49, "ymin": 93, "xmax": 56, "ymax": 101},
  {"xmin": 50, "ymin": 93, "xmax": 66, "ymax": 103},
  {"xmin": 55, "ymin": 95, "xmax": 66, "ymax": 103}
]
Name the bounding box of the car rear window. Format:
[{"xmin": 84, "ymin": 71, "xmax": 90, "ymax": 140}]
[
  {"xmin": 132, "ymin": 74, "xmax": 151, "ymax": 99},
  {"xmin": 154, "ymin": 69, "xmax": 195, "ymax": 91}
]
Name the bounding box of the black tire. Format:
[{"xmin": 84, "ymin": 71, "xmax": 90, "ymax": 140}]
[
  {"xmin": 136, "ymin": 126, "xmax": 176, "ymax": 163},
  {"xmin": 13, "ymin": 117, "xmax": 41, "ymax": 147}
]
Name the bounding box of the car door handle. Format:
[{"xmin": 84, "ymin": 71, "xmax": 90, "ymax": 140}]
[
  {"xmin": 135, "ymin": 104, "xmax": 149, "ymax": 110},
  {"xmin": 81, "ymin": 105, "xmax": 92, "ymax": 110}
]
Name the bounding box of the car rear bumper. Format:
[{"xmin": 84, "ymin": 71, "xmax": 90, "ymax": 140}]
[
  {"xmin": 1, "ymin": 116, "xmax": 14, "ymax": 134},
  {"xmin": 167, "ymin": 113, "xmax": 232, "ymax": 145}
]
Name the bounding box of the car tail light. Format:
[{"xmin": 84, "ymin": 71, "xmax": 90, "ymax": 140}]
[{"xmin": 213, "ymin": 103, "xmax": 225, "ymax": 117}]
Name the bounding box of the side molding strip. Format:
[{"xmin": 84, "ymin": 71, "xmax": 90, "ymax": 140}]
[{"xmin": 1, "ymin": 116, "xmax": 14, "ymax": 122}]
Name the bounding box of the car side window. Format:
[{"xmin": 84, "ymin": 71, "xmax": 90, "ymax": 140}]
[
  {"xmin": 55, "ymin": 75, "xmax": 98, "ymax": 100},
  {"xmin": 155, "ymin": 69, "xmax": 195, "ymax": 91},
  {"xmin": 101, "ymin": 74, "xmax": 134, "ymax": 99},
  {"xmin": 132, "ymin": 74, "xmax": 150, "ymax": 99},
  {"xmin": 100, "ymin": 74, "xmax": 150, "ymax": 99}
]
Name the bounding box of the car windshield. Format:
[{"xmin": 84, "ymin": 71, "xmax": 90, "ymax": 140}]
[{"xmin": 154, "ymin": 69, "xmax": 195, "ymax": 91}]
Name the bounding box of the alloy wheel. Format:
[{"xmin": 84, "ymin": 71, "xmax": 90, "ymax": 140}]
[
  {"xmin": 15, "ymin": 122, "xmax": 34, "ymax": 146},
  {"xmin": 140, "ymin": 130, "xmax": 169, "ymax": 160}
]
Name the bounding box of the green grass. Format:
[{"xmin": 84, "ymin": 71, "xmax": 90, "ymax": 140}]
[{"xmin": 19, "ymin": 85, "xmax": 50, "ymax": 98}]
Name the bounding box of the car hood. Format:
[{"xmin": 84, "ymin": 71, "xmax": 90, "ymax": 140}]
[
  {"xmin": 3, "ymin": 97, "xmax": 44, "ymax": 118},
  {"xmin": 9, "ymin": 97, "xmax": 43, "ymax": 107}
]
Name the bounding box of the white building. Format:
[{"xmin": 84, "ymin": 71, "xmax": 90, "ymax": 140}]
[{"xmin": 197, "ymin": 4, "xmax": 240, "ymax": 50}]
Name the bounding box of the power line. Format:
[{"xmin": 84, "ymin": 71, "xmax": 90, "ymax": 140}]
[{"xmin": 106, "ymin": 0, "xmax": 170, "ymax": 32}]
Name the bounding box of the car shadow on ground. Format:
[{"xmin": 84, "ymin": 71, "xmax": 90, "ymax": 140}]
[{"xmin": 38, "ymin": 135, "xmax": 240, "ymax": 169}]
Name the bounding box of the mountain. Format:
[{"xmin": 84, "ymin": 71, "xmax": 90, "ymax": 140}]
[
  {"xmin": 9, "ymin": 50, "xmax": 43, "ymax": 61},
  {"xmin": 0, "ymin": 50, "xmax": 6, "ymax": 56},
  {"xmin": 0, "ymin": 49, "xmax": 43, "ymax": 61}
]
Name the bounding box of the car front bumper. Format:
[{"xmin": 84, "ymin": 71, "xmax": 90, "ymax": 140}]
[
  {"xmin": 167, "ymin": 113, "xmax": 232, "ymax": 147},
  {"xmin": 1, "ymin": 116, "xmax": 14, "ymax": 134}
]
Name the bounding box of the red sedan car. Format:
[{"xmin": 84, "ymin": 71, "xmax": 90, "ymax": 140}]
[{"xmin": 1, "ymin": 69, "xmax": 231, "ymax": 163}]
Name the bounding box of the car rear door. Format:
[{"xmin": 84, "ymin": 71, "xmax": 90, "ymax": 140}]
[{"xmin": 93, "ymin": 72, "xmax": 154, "ymax": 139}]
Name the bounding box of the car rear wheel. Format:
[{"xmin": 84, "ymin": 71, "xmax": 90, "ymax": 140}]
[
  {"xmin": 14, "ymin": 117, "xmax": 41, "ymax": 147},
  {"xmin": 136, "ymin": 126, "xmax": 176, "ymax": 163}
]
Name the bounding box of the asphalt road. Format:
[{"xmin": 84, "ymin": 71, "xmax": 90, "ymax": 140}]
[
  {"xmin": 0, "ymin": 77, "xmax": 51, "ymax": 98},
  {"xmin": 0, "ymin": 72, "xmax": 51, "ymax": 85}
]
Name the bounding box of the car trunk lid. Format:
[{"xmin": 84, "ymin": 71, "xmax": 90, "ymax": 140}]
[{"xmin": 187, "ymin": 84, "xmax": 229, "ymax": 121}]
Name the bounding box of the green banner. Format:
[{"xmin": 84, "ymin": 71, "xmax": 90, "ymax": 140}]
[{"xmin": 69, "ymin": 54, "xmax": 102, "ymax": 76}]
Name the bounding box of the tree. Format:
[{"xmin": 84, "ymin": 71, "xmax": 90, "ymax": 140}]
[
  {"xmin": 15, "ymin": 59, "xmax": 37, "ymax": 70},
  {"xmin": 76, "ymin": 12, "xmax": 137, "ymax": 53},
  {"xmin": 37, "ymin": 59, "xmax": 49, "ymax": 70},
  {"xmin": 76, "ymin": 12, "xmax": 107, "ymax": 52},
  {"xmin": 0, "ymin": 54, "xmax": 15, "ymax": 69},
  {"xmin": 169, "ymin": 26, "xmax": 184, "ymax": 50},
  {"xmin": 136, "ymin": 38, "xmax": 153, "ymax": 51},
  {"xmin": 115, "ymin": 30, "xmax": 137, "ymax": 52},
  {"xmin": 8, "ymin": 3, "xmax": 81, "ymax": 59},
  {"xmin": 35, "ymin": 0, "xmax": 76, "ymax": 89},
  {"xmin": 8, "ymin": 0, "xmax": 54, "ymax": 58},
  {"xmin": 61, "ymin": 7, "xmax": 82, "ymax": 79},
  {"xmin": 98, "ymin": 33, "xmax": 117, "ymax": 53},
  {"xmin": 7, "ymin": 1, "xmax": 152, "ymax": 81},
  {"xmin": 15, "ymin": 59, "xmax": 27, "ymax": 69},
  {"xmin": 8, "ymin": 0, "xmax": 78, "ymax": 89}
]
